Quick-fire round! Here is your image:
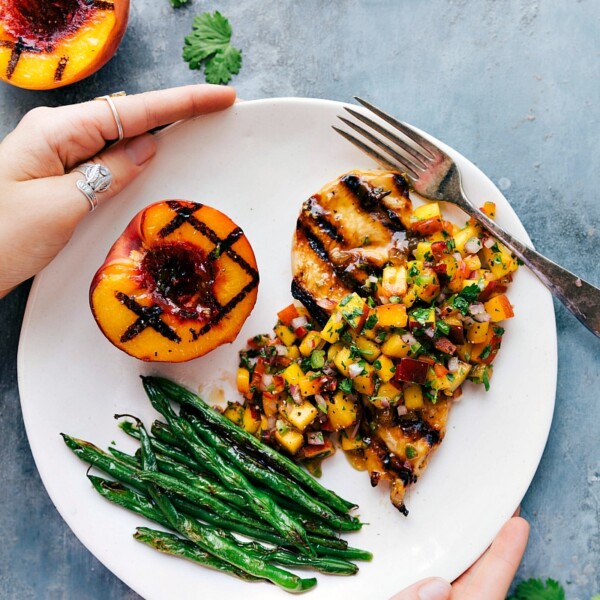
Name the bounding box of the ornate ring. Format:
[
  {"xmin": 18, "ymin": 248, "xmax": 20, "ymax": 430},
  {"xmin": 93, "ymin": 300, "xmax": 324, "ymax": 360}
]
[
  {"xmin": 95, "ymin": 91, "xmax": 126, "ymax": 142},
  {"xmin": 76, "ymin": 163, "xmax": 113, "ymax": 211}
]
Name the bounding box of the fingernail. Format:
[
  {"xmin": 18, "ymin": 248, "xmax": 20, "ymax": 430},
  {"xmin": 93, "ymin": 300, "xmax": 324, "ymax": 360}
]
[
  {"xmin": 418, "ymin": 578, "xmax": 451, "ymax": 600},
  {"xmin": 125, "ymin": 134, "xmax": 156, "ymax": 166}
]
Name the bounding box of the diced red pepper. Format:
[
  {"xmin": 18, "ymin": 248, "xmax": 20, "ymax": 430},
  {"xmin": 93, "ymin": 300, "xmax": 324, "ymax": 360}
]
[
  {"xmin": 431, "ymin": 241, "xmax": 448, "ymax": 260},
  {"xmin": 277, "ymin": 303, "xmax": 300, "ymax": 326},
  {"xmin": 433, "ymin": 362, "xmax": 449, "ymax": 377},
  {"xmin": 411, "ymin": 218, "xmax": 444, "ymax": 236}
]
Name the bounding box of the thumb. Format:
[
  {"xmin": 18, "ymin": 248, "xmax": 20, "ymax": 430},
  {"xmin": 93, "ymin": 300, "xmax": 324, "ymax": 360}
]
[{"xmin": 389, "ymin": 578, "xmax": 451, "ymax": 600}]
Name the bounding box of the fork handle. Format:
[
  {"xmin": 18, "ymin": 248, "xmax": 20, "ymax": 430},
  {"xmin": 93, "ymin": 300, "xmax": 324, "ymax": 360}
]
[{"xmin": 456, "ymin": 195, "xmax": 600, "ymax": 338}]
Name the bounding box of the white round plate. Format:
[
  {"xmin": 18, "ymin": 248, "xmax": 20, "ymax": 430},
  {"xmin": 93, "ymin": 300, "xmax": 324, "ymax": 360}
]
[{"xmin": 18, "ymin": 98, "xmax": 557, "ymax": 599}]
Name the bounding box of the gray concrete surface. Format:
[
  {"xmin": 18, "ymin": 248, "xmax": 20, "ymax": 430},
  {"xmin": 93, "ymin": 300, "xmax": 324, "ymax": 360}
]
[{"xmin": 0, "ymin": 1, "xmax": 598, "ymax": 598}]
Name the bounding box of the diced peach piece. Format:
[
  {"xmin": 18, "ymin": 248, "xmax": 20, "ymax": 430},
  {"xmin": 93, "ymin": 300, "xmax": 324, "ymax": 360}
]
[
  {"xmin": 338, "ymin": 292, "xmax": 370, "ymax": 330},
  {"xmin": 282, "ymin": 363, "xmax": 304, "ymax": 386},
  {"xmin": 395, "ymin": 358, "xmax": 429, "ymax": 384},
  {"xmin": 375, "ymin": 354, "xmax": 396, "ymax": 382},
  {"xmin": 274, "ymin": 324, "xmax": 296, "ymax": 346},
  {"xmin": 403, "ymin": 384, "xmax": 424, "ymax": 410},
  {"xmin": 483, "ymin": 294, "xmax": 514, "ymax": 322},
  {"xmin": 320, "ymin": 310, "xmax": 344, "ymax": 343},
  {"xmin": 298, "ymin": 375, "xmax": 322, "ymax": 397},
  {"xmin": 467, "ymin": 321, "xmax": 489, "ymax": 343},
  {"xmin": 299, "ymin": 331, "xmax": 325, "ymax": 356},
  {"xmin": 381, "ymin": 333, "xmax": 411, "ymax": 359},
  {"xmin": 279, "ymin": 400, "xmax": 318, "ymax": 431},
  {"xmin": 480, "ymin": 201, "xmax": 496, "ymax": 220},
  {"xmin": 328, "ymin": 391, "xmax": 358, "ymax": 431}
]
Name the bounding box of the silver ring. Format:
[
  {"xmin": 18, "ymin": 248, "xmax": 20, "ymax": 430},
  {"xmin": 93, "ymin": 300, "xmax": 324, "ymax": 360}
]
[
  {"xmin": 96, "ymin": 92, "xmax": 125, "ymax": 141},
  {"xmin": 76, "ymin": 163, "xmax": 113, "ymax": 211}
]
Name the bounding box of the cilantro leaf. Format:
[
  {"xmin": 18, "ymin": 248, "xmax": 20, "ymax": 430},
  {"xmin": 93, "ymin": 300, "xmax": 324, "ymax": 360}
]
[
  {"xmin": 170, "ymin": 0, "xmax": 189, "ymax": 7},
  {"xmin": 460, "ymin": 282, "xmax": 481, "ymax": 303},
  {"xmin": 507, "ymin": 578, "xmax": 565, "ymax": 600},
  {"xmin": 183, "ymin": 11, "xmax": 242, "ymax": 84}
]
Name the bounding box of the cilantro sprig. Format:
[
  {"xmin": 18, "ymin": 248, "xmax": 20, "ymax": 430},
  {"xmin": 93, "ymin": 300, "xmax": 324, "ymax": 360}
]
[
  {"xmin": 183, "ymin": 11, "xmax": 242, "ymax": 84},
  {"xmin": 507, "ymin": 578, "xmax": 565, "ymax": 600}
]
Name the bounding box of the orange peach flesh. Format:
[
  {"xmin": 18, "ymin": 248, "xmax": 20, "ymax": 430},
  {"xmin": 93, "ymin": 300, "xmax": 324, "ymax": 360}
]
[{"xmin": 0, "ymin": 0, "xmax": 129, "ymax": 90}]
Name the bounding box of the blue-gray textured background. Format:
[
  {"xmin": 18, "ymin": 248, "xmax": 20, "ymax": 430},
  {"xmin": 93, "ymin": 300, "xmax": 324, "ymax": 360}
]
[{"xmin": 0, "ymin": 1, "xmax": 598, "ymax": 598}]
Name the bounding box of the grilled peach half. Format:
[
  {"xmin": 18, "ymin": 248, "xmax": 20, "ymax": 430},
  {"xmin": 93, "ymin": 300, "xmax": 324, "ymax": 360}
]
[
  {"xmin": 0, "ymin": 0, "xmax": 129, "ymax": 90},
  {"xmin": 90, "ymin": 200, "xmax": 259, "ymax": 362}
]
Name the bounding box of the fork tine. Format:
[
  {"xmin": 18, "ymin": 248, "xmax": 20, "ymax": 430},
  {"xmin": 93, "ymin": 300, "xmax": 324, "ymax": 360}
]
[
  {"xmin": 343, "ymin": 107, "xmax": 430, "ymax": 170},
  {"xmin": 332, "ymin": 124, "xmax": 420, "ymax": 180},
  {"xmin": 355, "ymin": 97, "xmax": 441, "ymax": 160}
]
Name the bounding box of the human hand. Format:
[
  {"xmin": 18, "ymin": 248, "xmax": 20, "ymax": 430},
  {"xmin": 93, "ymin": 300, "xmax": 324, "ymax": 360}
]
[
  {"xmin": 0, "ymin": 84, "xmax": 236, "ymax": 299},
  {"xmin": 389, "ymin": 516, "xmax": 530, "ymax": 600}
]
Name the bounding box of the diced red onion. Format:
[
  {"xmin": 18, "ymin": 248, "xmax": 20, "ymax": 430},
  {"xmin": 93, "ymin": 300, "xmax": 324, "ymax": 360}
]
[
  {"xmin": 261, "ymin": 374, "xmax": 274, "ymax": 390},
  {"xmin": 291, "ymin": 316, "xmax": 308, "ymax": 330},
  {"xmin": 348, "ymin": 363, "xmax": 364, "ymax": 379},
  {"xmin": 483, "ymin": 236, "xmax": 496, "ymax": 249},
  {"xmin": 401, "ymin": 332, "xmax": 417, "ymax": 346},
  {"xmin": 349, "ymin": 417, "xmax": 361, "ymax": 439},
  {"xmin": 267, "ymin": 415, "xmax": 277, "ymax": 429},
  {"xmin": 453, "ymin": 252, "xmax": 463, "ymax": 262},
  {"xmin": 307, "ymin": 431, "xmax": 325, "ymax": 445},
  {"xmin": 322, "ymin": 364, "xmax": 335, "ymax": 377},
  {"xmin": 468, "ymin": 302, "xmax": 486, "ymax": 315},
  {"xmin": 473, "ymin": 311, "xmax": 491, "ymax": 322},
  {"xmin": 247, "ymin": 356, "xmax": 258, "ymax": 367},
  {"xmin": 424, "ymin": 326, "xmax": 435, "ymax": 339},
  {"xmin": 378, "ymin": 397, "xmax": 390, "ymax": 409},
  {"xmin": 464, "ymin": 237, "xmax": 482, "ymax": 255},
  {"xmin": 289, "ymin": 384, "xmax": 302, "ymax": 404},
  {"xmin": 447, "ymin": 356, "xmax": 459, "ymax": 373},
  {"xmin": 274, "ymin": 344, "xmax": 288, "ymax": 356},
  {"xmin": 397, "ymin": 405, "xmax": 408, "ymax": 416},
  {"xmin": 314, "ymin": 394, "xmax": 327, "ymax": 412}
]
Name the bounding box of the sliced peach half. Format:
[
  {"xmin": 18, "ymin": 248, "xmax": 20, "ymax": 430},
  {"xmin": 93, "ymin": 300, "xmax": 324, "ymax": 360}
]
[
  {"xmin": 0, "ymin": 0, "xmax": 129, "ymax": 90},
  {"xmin": 90, "ymin": 200, "xmax": 260, "ymax": 362}
]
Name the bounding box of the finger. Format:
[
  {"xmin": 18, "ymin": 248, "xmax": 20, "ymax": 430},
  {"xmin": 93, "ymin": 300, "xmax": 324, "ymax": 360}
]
[
  {"xmin": 22, "ymin": 132, "xmax": 157, "ymax": 226},
  {"xmin": 2, "ymin": 84, "xmax": 236, "ymax": 178},
  {"xmin": 389, "ymin": 578, "xmax": 451, "ymax": 600},
  {"xmin": 451, "ymin": 517, "xmax": 530, "ymax": 600},
  {"xmin": 60, "ymin": 84, "xmax": 236, "ymax": 167}
]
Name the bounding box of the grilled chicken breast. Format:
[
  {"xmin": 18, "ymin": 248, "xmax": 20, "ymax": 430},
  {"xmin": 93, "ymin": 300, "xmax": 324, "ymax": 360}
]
[
  {"xmin": 291, "ymin": 169, "xmax": 448, "ymax": 514},
  {"xmin": 292, "ymin": 169, "xmax": 413, "ymax": 326}
]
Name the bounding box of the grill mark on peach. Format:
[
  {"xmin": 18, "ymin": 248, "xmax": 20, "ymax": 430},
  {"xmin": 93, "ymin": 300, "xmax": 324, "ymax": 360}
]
[
  {"xmin": 115, "ymin": 291, "xmax": 181, "ymax": 343},
  {"xmin": 161, "ymin": 201, "xmax": 259, "ymax": 278},
  {"xmin": 196, "ymin": 274, "xmax": 259, "ymax": 337},
  {"xmin": 2, "ymin": 39, "xmax": 39, "ymax": 79},
  {"xmin": 54, "ymin": 55, "xmax": 68, "ymax": 81},
  {"xmin": 93, "ymin": 1, "xmax": 115, "ymax": 9},
  {"xmin": 208, "ymin": 227, "xmax": 243, "ymax": 260},
  {"xmin": 154, "ymin": 201, "xmax": 259, "ymax": 340}
]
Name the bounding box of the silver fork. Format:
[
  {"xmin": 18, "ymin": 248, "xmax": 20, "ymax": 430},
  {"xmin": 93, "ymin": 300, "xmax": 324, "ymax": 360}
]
[{"xmin": 334, "ymin": 97, "xmax": 600, "ymax": 339}]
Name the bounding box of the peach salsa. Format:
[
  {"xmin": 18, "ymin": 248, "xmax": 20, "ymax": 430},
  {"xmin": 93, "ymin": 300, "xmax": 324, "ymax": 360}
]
[{"xmin": 229, "ymin": 170, "xmax": 519, "ymax": 514}]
